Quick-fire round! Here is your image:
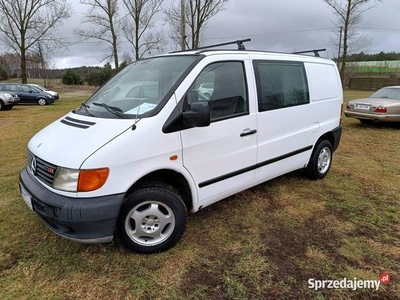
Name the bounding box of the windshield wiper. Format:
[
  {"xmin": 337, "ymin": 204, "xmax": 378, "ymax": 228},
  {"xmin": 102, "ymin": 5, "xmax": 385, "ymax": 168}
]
[
  {"xmin": 93, "ymin": 102, "xmax": 129, "ymax": 119},
  {"xmin": 80, "ymin": 103, "xmax": 96, "ymax": 117}
]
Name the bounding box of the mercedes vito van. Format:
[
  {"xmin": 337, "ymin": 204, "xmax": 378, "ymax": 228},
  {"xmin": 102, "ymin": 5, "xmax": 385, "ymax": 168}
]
[{"xmin": 19, "ymin": 41, "xmax": 343, "ymax": 254}]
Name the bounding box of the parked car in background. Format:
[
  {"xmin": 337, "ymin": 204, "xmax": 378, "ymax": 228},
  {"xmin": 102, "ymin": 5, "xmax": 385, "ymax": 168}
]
[
  {"xmin": 345, "ymin": 86, "xmax": 400, "ymax": 124},
  {"xmin": 197, "ymin": 83, "xmax": 214, "ymax": 99},
  {"xmin": 0, "ymin": 91, "xmax": 20, "ymax": 110},
  {"xmin": 0, "ymin": 83, "xmax": 54, "ymax": 105},
  {"xmin": 28, "ymin": 84, "xmax": 59, "ymax": 100}
]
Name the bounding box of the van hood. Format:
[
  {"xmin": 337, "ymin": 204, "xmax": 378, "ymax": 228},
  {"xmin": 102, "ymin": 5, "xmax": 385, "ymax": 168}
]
[{"xmin": 28, "ymin": 112, "xmax": 133, "ymax": 168}]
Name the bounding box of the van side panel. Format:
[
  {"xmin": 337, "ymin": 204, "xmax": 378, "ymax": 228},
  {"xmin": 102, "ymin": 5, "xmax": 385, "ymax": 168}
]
[
  {"xmin": 305, "ymin": 62, "xmax": 343, "ymax": 139},
  {"xmin": 254, "ymin": 60, "xmax": 342, "ymax": 183},
  {"xmin": 305, "ymin": 63, "xmax": 342, "ymax": 102},
  {"xmin": 253, "ymin": 60, "xmax": 315, "ymax": 182}
]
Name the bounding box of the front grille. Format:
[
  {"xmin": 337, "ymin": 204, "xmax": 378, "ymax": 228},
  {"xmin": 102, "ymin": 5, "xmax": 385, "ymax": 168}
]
[{"xmin": 27, "ymin": 151, "xmax": 57, "ymax": 186}]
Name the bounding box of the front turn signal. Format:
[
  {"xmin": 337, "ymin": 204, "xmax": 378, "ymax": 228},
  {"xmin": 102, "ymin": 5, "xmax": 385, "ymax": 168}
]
[{"xmin": 78, "ymin": 168, "xmax": 109, "ymax": 192}]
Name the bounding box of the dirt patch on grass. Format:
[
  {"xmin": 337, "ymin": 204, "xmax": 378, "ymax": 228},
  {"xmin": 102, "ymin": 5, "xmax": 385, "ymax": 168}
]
[
  {"xmin": 262, "ymin": 213, "xmax": 340, "ymax": 281},
  {"xmin": 181, "ymin": 263, "xmax": 227, "ymax": 299}
]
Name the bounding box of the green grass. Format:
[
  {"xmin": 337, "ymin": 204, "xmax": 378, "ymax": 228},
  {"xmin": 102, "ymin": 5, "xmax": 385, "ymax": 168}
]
[{"xmin": 1, "ymin": 90, "xmax": 399, "ymax": 299}]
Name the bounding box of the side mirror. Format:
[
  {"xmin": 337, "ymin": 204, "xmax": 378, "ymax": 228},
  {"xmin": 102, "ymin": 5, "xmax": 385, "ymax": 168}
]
[{"xmin": 182, "ymin": 101, "xmax": 210, "ymax": 127}]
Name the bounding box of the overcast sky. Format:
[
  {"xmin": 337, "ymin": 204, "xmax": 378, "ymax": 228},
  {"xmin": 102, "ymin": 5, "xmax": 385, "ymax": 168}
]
[{"xmin": 53, "ymin": 0, "xmax": 400, "ymax": 69}]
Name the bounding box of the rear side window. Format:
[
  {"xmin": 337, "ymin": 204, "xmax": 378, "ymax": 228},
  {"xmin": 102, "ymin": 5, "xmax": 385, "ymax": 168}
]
[
  {"xmin": 253, "ymin": 61, "xmax": 309, "ymax": 112},
  {"xmin": 2, "ymin": 84, "xmax": 17, "ymax": 91}
]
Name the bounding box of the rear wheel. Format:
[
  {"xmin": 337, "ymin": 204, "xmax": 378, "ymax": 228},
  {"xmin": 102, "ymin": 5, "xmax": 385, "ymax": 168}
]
[
  {"xmin": 117, "ymin": 184, "xmax": 187, "ymax": 254},
  {"xmin": 306, "ymin": 140, "xmax": 333, "ymax": 180},
  {"xmin": 37, "ymin": 98, "xmax": 47, "ymax": 105}
]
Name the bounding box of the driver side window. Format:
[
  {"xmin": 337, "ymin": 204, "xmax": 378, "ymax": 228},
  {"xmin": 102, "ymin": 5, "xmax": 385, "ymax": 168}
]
[{"xmin": 188, "ymin": 61, "xmax": 248, "ymax": 121}]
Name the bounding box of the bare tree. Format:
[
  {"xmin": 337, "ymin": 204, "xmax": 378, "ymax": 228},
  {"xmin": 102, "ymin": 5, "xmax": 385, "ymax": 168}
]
[
  {"xmin": 165, "ymin": 0, "xmax": 229, "ymax": 50},
  {"xmin": 0, "ymin": 53, "xmax": 21, "ymax": 77},
  {"xmin": 121, "ymin": 51, "xmax": 133, "ymax": 64},
  {"xmin": 323, "ymin": 0, "xmax": 382, "ymax": 82},
  {"xmin": 122, "ymin": 0, "xmax": 165, "ymax": 60},
  {"xmin": 75, "ymin": 0, "xmax": 121, "ymax": 68},
  {"xmin": 0, "ymin": 0, "xmax": 71, "ymax": 83}
]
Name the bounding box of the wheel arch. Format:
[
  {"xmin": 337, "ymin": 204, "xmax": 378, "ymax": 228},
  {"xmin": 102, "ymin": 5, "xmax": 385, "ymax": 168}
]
[
  {"xmin": 316, "ymin": 132, "xmax": 335, "ymax": 150},
  {"xmin": 315, "ymin": 124, "xmax": 342, "ymax": 152},
  {"xmin": 125, "ymin": 169, "xmax": 193, "ymax": 212},
  {"xmin": 306, "ymin": 131, "xmax": 336, "ymax": 167}
]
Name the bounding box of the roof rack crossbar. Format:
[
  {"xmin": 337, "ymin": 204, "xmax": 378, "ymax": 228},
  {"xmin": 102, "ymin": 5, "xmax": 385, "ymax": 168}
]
[
  {"xmin": 195, "ymin": 38, "xmax": 251, "ymax": 52},
  {"xmin": 169, "ymin": 38, "xmax": 251, "ymax": 54},
  {"xmin": 292, "ymin": 48, "xmax": 326, "ymax": 57}
]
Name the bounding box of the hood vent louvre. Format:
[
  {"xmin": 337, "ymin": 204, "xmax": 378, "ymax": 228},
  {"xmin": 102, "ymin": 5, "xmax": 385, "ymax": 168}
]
[{"xmin": 60, "ymin": 116, "xmax": 96, "ymax": 129}]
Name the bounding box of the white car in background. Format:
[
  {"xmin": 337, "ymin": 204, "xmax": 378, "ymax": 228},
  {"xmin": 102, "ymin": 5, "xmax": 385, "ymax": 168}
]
[
  {"xmin": 28, "ymin": 84, "xmax": 59, "ymax": 100},
  {"xmin": 198, "ymin": 83, "xmax": 214, "ymax": 99}
]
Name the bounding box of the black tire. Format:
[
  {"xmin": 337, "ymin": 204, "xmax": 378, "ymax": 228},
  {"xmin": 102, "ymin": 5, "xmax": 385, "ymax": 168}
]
[
  {"xmin": 0, "ymin": 101, "xmax": 4, "ymax": 111},
  {"xmin": 117, "ymin": 184, "xmax": 187, "ymax": 254},
  {"xmin": 359, "ymin": 119, "xmax": 373, "ymax": 125},
  {"xmin": 37, "ymin": 98, "xmax": 47, "ymax": 105},
  {"xmin": 306, "ymin": 140, "xmax": 333, "ymax": 180}
]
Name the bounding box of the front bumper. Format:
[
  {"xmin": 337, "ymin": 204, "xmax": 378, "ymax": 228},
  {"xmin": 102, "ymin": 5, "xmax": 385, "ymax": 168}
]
[
  {"xmin": 6, "ymin": 97, "xmax": 20, "ymax": 105},
  {"xmin": 344, "ymin": 110, "xmax": 400, "ymax": 122},
  {"xmin": 19, "ymin": 167, "xmax": 125, "ymax": 243}
]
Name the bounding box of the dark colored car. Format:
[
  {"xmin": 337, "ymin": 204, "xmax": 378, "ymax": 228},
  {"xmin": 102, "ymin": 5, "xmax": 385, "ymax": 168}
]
[
  {"xmin": 28, "ymin": 84, "xmax": 59, "ymax": 100},
  {"xmin": 0, "ymin": 83, "xmax": 55, "ymax": 105}
]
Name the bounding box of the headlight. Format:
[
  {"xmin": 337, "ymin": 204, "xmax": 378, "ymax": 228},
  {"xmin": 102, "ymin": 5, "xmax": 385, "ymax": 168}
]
[
  {"xmin": 4, "ymin": 93, "xmax": 12, "ymax": 98},
  {"xmin": 53, "ymin": 167, "xmax": 109, "ymax": 192},
  {"xmin": 53, "ymin": 167, "xmax": 79, "ymax": 191}
]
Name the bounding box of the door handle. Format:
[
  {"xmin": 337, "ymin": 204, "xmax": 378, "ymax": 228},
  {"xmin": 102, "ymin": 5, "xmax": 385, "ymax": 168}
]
[{"xmin": 240, "ymin": 129, "xmax": 257, "ymax": 137}]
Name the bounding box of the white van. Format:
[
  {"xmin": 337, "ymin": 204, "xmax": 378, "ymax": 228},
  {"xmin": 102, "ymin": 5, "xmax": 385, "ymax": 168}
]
[{"xmin": 19, "ymin": 41, "xmax": 343, "ymax": 254}]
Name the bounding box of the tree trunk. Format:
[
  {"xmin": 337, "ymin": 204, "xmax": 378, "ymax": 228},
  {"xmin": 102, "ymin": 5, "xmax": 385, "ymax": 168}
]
[
  {"xmin": 339, "ymin": 0, "xmax": 352, "ymax": 84},
  {"xmin": 135, "ymin": 16, "xmax": 140, "ymax": 60},
  {"xmin": 20, "ymin": 39, "xmax": 27, "ymax": 83}
]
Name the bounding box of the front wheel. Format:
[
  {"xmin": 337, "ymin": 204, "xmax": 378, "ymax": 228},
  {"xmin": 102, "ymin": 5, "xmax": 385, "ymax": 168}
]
[
  {"xmin": 306, "ymin": 140, "xmax": 333, "ymax": 180},
  {"xmin": 37, "ymin": 98, "xmax": 47, "ymax": 105},
  {"xmin": 117, "ymin": 185, "xmax": 187, "ymax": 254}
]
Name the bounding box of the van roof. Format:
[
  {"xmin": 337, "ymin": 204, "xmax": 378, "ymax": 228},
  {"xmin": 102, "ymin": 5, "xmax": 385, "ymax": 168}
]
[
  {"xmin": 167, "ymin": 38, "xmax": 331, "ymax": 62},
  {"xmin": 167, "ymin": 49, "xmax": 333, "ymax": 63}
]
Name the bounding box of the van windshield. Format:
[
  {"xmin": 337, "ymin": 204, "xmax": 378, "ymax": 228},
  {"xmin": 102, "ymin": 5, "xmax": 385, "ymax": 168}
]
[{"xmin": 75, "ymin": 55, "xmax": 199, "ymax": 119}]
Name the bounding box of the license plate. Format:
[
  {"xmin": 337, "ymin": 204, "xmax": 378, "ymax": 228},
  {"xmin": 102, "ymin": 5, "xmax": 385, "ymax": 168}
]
[
  {"xmin": 356, "ymin": 104, "xmax": 370, "ymax": 110},
  {"xmin": 19, "ymin": 183, "xmax": 33, "ymax": 211}
]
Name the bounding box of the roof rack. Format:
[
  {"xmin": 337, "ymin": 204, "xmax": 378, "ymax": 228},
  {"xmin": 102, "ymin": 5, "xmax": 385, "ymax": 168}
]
[
  {"xmin": 171, "ymin": 38, "xmax": 251, "ymax": 53},
  {"xmin": 292, "ymin": 49, "xmax": 326, "ymax": 57},
  {"xmin": 196, "ymin": 38, "xmax": 251, "ymax": 51}
]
